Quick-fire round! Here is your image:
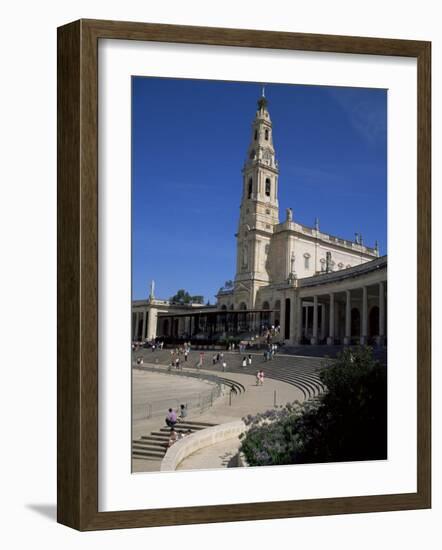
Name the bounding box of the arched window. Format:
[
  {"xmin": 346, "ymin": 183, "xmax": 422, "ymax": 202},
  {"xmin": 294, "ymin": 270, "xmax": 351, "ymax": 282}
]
[
  {"xmin": 248, "ymin": 178, "xmax": 252, "ymax": 198},
  {"xmin": 262, "ymin": 301, "xmax": 270, "ymax": 310},
  {"xmin": 221, "ymin": 304, "xmax": 227, "ymax": 311},
  {"xmin": 239, "ymin": 302, "xmax": 247, "ymax": 311},
  {"xmin": 304, "ymin": 253, "xmax": 311, "ymax": 270},
  {"xmin": 265, "ymin": 129, "xmax": 269, "ymax": 140},
  {"xmin": 254, "ymin": 130, "xmax": 258, "ymax": 140},
  {"xmin": 265, "ymin": 178, "xmax": 271, "ymax": 197}
]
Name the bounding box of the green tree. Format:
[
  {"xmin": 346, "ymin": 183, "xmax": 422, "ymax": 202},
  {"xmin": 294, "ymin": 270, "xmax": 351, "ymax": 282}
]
[
  {"xmin": 240, "ymin": 346, "xmax": 387, "ymax": 466},
  {"xmin": 169, "ymin": 289, "xmax": 204, "ymax": 304}
]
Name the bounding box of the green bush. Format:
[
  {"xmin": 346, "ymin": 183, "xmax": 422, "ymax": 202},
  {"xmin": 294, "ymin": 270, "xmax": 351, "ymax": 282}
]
[{"xmin": 239, "ymin": 346, "xmax": 387, "ymax": 466}]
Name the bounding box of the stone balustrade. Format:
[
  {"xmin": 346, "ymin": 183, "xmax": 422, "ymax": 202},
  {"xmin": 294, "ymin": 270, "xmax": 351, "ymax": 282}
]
[{"xmin": 160, "ymin": 420, "xmax": 246, "ymax": 472}]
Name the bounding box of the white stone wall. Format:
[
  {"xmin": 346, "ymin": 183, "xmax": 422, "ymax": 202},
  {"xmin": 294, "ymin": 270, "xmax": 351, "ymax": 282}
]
[{"xmin": 266, "ymin": 226, "xmax": 377, "ymax": 284}]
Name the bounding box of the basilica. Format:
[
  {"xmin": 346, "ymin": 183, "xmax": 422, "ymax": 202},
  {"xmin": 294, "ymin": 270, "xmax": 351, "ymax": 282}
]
[{"xmin": 133, "ymin": 92, "xmax": 387, "ymax": 347}]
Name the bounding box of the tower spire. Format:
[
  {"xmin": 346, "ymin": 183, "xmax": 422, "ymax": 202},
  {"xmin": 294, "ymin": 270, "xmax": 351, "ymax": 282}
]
[
  {"xmin": 257, "ymin": 84, "xmax": 268, "ymax": 111},
  {"xmin": 235, "ymin": 90, "xmax": 280, "ymax": 308}
]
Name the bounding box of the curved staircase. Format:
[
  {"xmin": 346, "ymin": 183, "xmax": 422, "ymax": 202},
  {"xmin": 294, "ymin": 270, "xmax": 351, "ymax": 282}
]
[{"xmin": 132, "ymin": 420, "xmax": 217, "ymax": 460}]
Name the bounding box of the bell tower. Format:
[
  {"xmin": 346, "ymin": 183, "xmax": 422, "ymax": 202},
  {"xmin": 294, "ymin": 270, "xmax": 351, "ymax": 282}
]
[{"xmin": 234, "ymin": 88, "xmax": 280, "ymax": 308}]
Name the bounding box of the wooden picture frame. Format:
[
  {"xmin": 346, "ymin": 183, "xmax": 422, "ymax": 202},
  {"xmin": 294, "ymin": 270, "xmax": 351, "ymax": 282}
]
[{"xmin": 57, "ymin": 18, "xmax": 431, "ymax": 531}]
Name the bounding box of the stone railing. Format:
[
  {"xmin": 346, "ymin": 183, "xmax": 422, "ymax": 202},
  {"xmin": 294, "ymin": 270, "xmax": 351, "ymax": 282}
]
[
  {"xmin": 299, "ymin": 255, "xmax": 387, "ymax": 288},
  {"xmin": 275, "ymin": 221, "xmax": 378, "ymax": 256},
  {"xmin": 160, "ymin": 420, "xmax": 246, "ymax": 471}
]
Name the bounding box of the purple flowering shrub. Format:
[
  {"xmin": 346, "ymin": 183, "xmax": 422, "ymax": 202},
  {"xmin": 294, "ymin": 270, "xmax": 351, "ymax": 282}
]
[{"xmin": 239, "ymin": 346, "xmax": 387, "ymax": 466}]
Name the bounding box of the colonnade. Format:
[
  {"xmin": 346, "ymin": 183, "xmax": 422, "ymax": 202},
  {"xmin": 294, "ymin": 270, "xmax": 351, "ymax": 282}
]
[
  {"xmin": 132, "ymin": 309, "xmax": 148, "ymax": 341},
  {"xmin": 294, "ymin": 281, "xmax": 386, "ymax": 346}
]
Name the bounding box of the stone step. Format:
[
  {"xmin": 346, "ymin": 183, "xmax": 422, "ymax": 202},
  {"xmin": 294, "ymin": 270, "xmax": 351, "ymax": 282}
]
[
  {"xmin": 150, "ymin": 431, "xmax": 173, "ymax": 437},
  {"xmin": 132, "ymin": 439, "xmax": 166, "ymax": 449},
  {"xmin": 132, "ymin": 444, "xmax": 166, "ymax": 454},
  {"xmin": 158, "ymin": 425, "xmax": 209, "ymax": 434},
  {"xmin": 172, "ymin": 422, "xmax": 216, "ymax": 430},
  {"xmin": 132, "ymin": 448, "xmax": 165, "ymax": 459},
  {"xmin": 179, "ymin": 420, "xmax": 216, "ymax": 428},
  {"xmin": 141, "ymin": 434, "xmax": 169, "ymax": 442}
]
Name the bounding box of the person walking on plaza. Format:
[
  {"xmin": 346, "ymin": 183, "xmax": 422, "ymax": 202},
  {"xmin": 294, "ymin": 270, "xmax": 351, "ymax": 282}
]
[
  {"xmin": 247, "ymin": 354, "xmax": 252, "ymax": 366},
  {"xmin": 184, "ymin": 348, "xmax": 188, "ymax": 362},
  {"xmin": 258, "ymin": 369, "xmax": 265, "ymax": 386},
  {"xmin": 212, "ymin": 353, "xmax": 217, "ymax": 366},
  {"xmin": 222, "ymin": 360, "xmax": 227, "ymax": 372},
  {"xmin": 255, "ymin": 371, "xmax": 261, "ymax": 386},
  {"xmin": 175, "ymin": 356, "xmax": 180, "ymax": 370},
  {"xmin": 242, "ymin": 356, "xmax": 247, "ymax": 368}
]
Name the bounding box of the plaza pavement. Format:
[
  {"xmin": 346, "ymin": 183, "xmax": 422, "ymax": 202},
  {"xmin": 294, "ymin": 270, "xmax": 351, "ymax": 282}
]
[{"xmin": 132, "ymin": 360, "xmax": 305, "ymax": 473}]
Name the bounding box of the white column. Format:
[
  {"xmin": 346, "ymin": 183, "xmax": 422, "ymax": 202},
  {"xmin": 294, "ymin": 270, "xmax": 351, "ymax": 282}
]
[
  {"xmin": 311, "ymin": 295, "xmax": 318, "ymax": 345},
  {"xmin": 344, "ymin": 290, "xmax": 351, "ymax": 345},
  {"xmin": 147, "ymin": 308, "xmax": 158, "ymax": 340},
  {"xmin": 327, "ymin": 293, "xmax": 335, "ymax": 345},
  {"xmin": 379, "ymin": 281, "xmax": 385, "ymax": 345},
  {"xmin": 141, "ymin": 310, "xmax": 147, "ymax": 341},
  {"xmin": 360, "ymin": 286, "xmax": 368, "ymax": 345}
]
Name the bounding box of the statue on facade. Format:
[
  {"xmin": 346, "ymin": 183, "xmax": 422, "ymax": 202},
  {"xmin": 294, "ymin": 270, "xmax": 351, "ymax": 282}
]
[
  {"xmin": 149, "ymin": 279, "xmax": 155, "ymax": 300},
  {"xmin": 290, "ymin": 251, "xmax": 295, "ymax": 274},
  {"xmin": 286, "ymin": 207, "xmax": 293, "ymax": 222},
  {"xmin": 326, "ymin": 251, "xmax": 332, "ymax": 273}
]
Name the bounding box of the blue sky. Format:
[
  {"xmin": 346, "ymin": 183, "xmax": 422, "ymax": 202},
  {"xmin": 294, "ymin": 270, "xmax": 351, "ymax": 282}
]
[{"xmin": 132, "ymin": 78, "xmax": 387, "ymax": 302}]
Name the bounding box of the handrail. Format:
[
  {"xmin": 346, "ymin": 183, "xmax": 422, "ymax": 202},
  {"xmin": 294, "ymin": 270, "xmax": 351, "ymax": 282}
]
[{"xmin": 133, "ymin": 364, "xmax": 245, "ymax": 419}]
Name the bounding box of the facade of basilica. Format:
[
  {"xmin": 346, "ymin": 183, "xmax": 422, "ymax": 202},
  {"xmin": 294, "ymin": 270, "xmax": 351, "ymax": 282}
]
[
  {"xmin": 216, "ymin": 91, "xmax": 379, "ymax": 313},
  {"xmin": 132, "ymin": 92, "xmax": 387, "ymax": 347}
]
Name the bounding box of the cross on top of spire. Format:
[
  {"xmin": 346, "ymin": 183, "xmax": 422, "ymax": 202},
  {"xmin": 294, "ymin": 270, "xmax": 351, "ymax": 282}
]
[{"xmin": 257, "ymin": 84, "xmax": 268, "ymax": 110}]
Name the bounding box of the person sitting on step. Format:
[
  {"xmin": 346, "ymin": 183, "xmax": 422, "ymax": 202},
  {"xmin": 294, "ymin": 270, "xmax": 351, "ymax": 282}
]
[
  {"xmin": 178, "ymin": 403, "xmax": 188, "ymax": 422},
  {"xmin": 165, "ymin": 408, "xmax": 177, "ymax": 428}
]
